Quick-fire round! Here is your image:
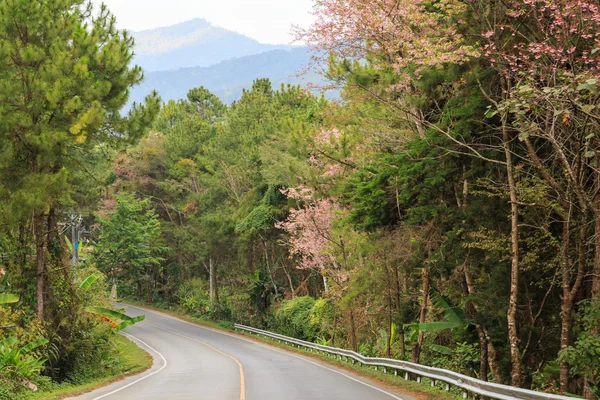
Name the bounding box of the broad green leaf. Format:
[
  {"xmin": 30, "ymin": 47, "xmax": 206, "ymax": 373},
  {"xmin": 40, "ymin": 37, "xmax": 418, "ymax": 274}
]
[
  {"xmin": 0, "ymin": 293, "xmax": 19, "ymax": 305},
  {"xmin": 79, "ymin": 272, "xmax": 101, "ymax": 290},
  {"xmin": 21, "ymin": 338, "xmax": 49, "ymax": 353},
  {"xmin": 64, "ymin": 235, "xmax": 73, "ymax": 253},
  {"xmin": 429, "ymin": 344, "xmax": 454, "ymax": 355},
  {"xmin": 417, "ymin": 321, "xmax": 462, "ymax": 331},
  {"xmin": 430, "ymin": 291, "xmax": 469, "ymax": 326},
  {"xmin": 112, "ymin": 315, "xmax": 145, "ymax": 333},
  {"xmin": 0, "ymin": 336, "xmax": 17, "ymax": 348},
  {"xmin": 85, "ymin": 306, "xmax": 134, "ymax": 322}
]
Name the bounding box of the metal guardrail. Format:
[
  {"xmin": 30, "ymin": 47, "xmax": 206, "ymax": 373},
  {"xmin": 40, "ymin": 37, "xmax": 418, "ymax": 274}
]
[{"xmin": 234, "ymin": 324, "xmax": 572, "ymax": 400}]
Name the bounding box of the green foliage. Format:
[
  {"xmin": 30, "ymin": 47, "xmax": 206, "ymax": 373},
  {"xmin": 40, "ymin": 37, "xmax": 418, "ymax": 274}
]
[
  {"xmin": 79, "ymin": 273, "xmax": 101, "ymax": 291},
  {"xmin": 0, "ymin": 0, "xmax": 160, "ymax": 222},
  {"xmin": 0, "ymin": 294, "xmax": 18, "ymax": 305},
  {"xmin": 0, "ymin": 336, "xmax": 48, "ymax": 392},
  {"xmin": 84, "ymin": 307, "xmax": 145, "ymax": 333},
  {"xmin": 175, "ymin": 279, "xmax": 211, "ymax": 317},
  {"xmin": 428, "ymin": 342, "xmax": 480, "ymax": 376},
  {"xmin": 272, "ymin": 296, "xmax": 331, "ymax": 342},
  {"xmin": 93, "ymin": 194, "xmax": 166, "ymax": 301},
  {"xmin": 559, "ymin": 301, "xmax": 600, "ymax": 394},
  {"xmin": 405, "ymin": 291, "xmax": 469, "ymax": 335}
]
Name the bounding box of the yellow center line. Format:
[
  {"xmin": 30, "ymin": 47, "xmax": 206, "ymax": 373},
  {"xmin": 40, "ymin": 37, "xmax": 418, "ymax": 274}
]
[{"xmin": 144, "ymin": 322, "xmax": 246, "ymax": 400}]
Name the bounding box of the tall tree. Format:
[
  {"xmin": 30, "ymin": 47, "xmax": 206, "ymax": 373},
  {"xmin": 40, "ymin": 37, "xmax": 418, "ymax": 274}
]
[{"xmin": 0, "ymin": 0, "xmax": 159, "ymax": 319}]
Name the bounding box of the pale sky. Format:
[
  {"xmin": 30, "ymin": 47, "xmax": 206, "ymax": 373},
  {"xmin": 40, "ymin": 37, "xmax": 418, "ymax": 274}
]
[{"xmin": 96, "ymin": 0, "xmax": 315, "ymax": 44}]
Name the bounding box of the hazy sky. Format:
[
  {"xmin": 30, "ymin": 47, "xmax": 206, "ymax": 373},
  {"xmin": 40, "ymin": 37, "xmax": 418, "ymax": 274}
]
[{"xmin": 97, "ymin": 0, "xmax": 315, "ymax": 44}]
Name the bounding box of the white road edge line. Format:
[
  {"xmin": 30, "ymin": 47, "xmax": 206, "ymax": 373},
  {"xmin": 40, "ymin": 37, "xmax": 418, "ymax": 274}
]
[
  {"xmin": 91, "ymin": 332, "xmax": 168, "ymax": 400},
  {"xmin": 125, "ymin": 304, "xmax": 406, "ymax": 400}
]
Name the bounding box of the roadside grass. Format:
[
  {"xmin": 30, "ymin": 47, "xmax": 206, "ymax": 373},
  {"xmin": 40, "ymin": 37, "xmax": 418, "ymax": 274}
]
[
  {"xmin": 122, "ymin": 299, "xmax": 459, "ymax": 400},
  {"xmin": 21, "ymin": 334, "xmax": 152, "ymax": 400}
]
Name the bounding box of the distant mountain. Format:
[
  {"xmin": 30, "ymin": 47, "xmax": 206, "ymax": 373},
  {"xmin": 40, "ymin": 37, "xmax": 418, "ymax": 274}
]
[
  {"xmin": 132, "ymin": 18, "xmax": 296, "ymax": 71},
  {"xmin": 128, "ymin": 47, "xmax": 332, "ymax": 106}
]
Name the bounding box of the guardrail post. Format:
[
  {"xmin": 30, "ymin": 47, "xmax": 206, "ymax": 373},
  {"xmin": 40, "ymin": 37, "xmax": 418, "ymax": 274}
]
[
  {"xmin": 394, "ymin": 369, "xmax": 397, "ymax": 376},
  {"xmin": 383, "ymin": 367, "xmax": 387, "ymax": 374},
  {"xmin": 445, "ymin": 383, "xmax": 450, "ymax": 391},
  {"xmin": 416, "ymin": 376, "xmax": 421, "ymax": 383},
  {"xmin": 404, "ymin": 372, "xmax": 409, "ymax": 380},
  {"xmin": 431, "ymin": 380, "xmax": 436, "ymax": 387},
  {"xmin": 462, "ymin": 391, "xmax": 468, "ymax": 398}
]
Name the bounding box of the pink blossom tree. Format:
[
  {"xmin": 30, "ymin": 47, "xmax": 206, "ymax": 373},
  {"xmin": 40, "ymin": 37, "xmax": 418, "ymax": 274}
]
[
  {"xmin": 276, "ymin": 185, "xmax": 362, "ymax": 350},
  {"xmin": 295, "ymin": 0, "xmax": 478, "ymax": 90},
  {"xmin": 275, "ymin": 187, "xmax": 339, "ymax": 280}
]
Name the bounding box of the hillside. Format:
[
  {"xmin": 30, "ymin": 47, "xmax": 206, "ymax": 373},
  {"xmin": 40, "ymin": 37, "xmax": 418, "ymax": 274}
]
[
  {"xmin": 132, "ymin": 18, "xmax": 296, "ymax": 71},
  {"xmin": 128, "ymin": 47, "xmax": 331, "ymax": 105}
]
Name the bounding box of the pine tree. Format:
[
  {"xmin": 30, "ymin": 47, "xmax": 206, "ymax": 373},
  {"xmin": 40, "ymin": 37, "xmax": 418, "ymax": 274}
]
[{"xmin": 0, "ymin": 0, "xmax": 160, "ymax": 319}]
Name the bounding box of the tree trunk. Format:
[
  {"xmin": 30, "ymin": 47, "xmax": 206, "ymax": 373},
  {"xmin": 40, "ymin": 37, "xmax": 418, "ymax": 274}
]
[
  {"xmin": 399, "ymin": 331, "xmax": 406, "ymax": 358},
  {"xmin": 587, "ymin": 178, "xmax": 600, "ymax": 399},
  {"xmin": 282, "ymin": 264, "xmax": 295, "ymax": 296},
  {"xmin": 476, "ymin": 326, "xmax": 489, "ymax": 381},
  {"xmin": 393, "ymin": 262, "xmax": 402, "ymax": 308},
  {"xmin": 35, "ymin": 213, "xmax": 45, "ymax": 320},
  {"xmin": 593, "ymin": 157, "xmax": 600, "ymax": 309},
  {"xmin": 263, "ymin": 241, "xmax": 278, "ymax": 296},
  {"xmin": 464, "ymin": 264, "xmax": 489, "ymax": 382},
  {"xmin": 502, "ymin": 114, "xmax": 522, "ymax": 387},
  {"xmin": 110, "ymin": 283, "xmax": 118, "ymax": 302},
  {"xmin": 412, "ymin": 266, "xmax": 429, "ymax": 364},
  {"xmin": 487, "ymin": 339, "xmax": 502, "ymax": 383},
  {"xmin": 209, "ymin": 256, "xmax": 217, "ymax": 303},
  {"xmin": 349, "ymin": 309, "xmax": 358, "ymax": 352},
  {"xmin": 395, "ymin": 263, "xmax": 406, "ymax": 358},
  {"xmin": 559, "ymin": 209, "xmax": 573, "ymax": 393},
  {"xmin": 384, "ymin": 263, "xmax": 393, "ymax": 358}
]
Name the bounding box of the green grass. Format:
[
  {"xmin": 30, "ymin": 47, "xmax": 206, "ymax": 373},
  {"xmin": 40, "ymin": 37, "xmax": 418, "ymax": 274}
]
[{"xmin": 21, "ymin": 334, "xmax": 152, "ymax": 400}]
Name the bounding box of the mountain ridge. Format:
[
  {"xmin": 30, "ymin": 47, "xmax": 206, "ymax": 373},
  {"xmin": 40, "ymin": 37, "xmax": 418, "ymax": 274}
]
[
  {"xmin": 128, "ymin": 47, "xmax": 331, "ymax": 106},
  {"xmin": 131, "ymin": 18, "xmax": 297, "ymax": 71}
]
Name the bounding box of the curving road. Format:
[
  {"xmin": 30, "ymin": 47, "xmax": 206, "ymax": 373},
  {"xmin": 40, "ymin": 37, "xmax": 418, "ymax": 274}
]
[{"xmin": 71, "ymin": 304, "xmax": 415, "ymax": 400}]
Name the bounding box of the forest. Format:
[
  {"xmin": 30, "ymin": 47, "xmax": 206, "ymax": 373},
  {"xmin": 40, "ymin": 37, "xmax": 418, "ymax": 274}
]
[{"xmin": 1, "ymin": 0, "xmax": 600, "ymax": 399}]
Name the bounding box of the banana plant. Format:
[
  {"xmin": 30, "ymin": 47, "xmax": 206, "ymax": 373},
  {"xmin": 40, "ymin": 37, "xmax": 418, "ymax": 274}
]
[
  {"xmin": 0, "ymin": 336, "xmax": 48, "ymax": 381},
  {"xmin": 84, "ymin": 307, "xmax": 145, "ymax": 333},
  {"xmin": 405, "ymin": 290, "xmax": 470, "ymax": 344},
  {"xmin": 79, "ymin": 272, "xmax": 101, "ymax": 290},
  {"xmin": 0, "ymin": 293, "xmax": 19, "ymax": 305},
  {"xmin": 79, "ymin": 272, "xmax": 145, "ymax": 333}
]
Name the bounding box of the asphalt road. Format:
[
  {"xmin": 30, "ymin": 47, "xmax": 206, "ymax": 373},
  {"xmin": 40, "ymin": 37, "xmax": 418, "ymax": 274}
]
[{"xmin": 71, "ymin": 304, "xmax": 415, "ymax": 400}]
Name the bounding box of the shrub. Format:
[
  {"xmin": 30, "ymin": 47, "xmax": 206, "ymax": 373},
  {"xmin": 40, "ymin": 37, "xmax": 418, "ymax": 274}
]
[
  {"xmin": 175, "ymin": 279, "xmax": 210, "ymax": 317},
  {"xmin": 271, "ymin": 296, "xmax": 333, "ymax": 342}
]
